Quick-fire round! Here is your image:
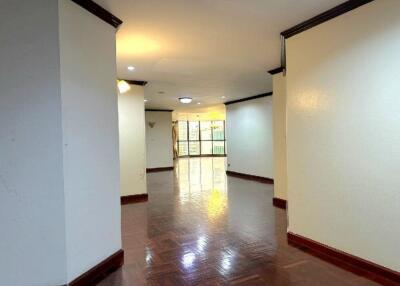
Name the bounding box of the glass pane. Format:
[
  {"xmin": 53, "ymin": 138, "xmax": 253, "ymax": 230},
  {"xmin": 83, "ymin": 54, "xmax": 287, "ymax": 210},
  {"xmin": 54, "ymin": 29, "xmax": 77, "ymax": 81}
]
[
  {"xmin": 188, "ymin": 121, "xmax": 199, "ymax": 140},
  {"xmin": 212, "ymin": 121, "xmax": 225, "ymax": 140},
  {"xmin": 213, "ymin": 141, "xmax": 225, "ymax": 155},
  {"xmin": 201, "ymin": 141, "xmax": 212, "ymax": 155},
  {"xmin": 189, "ymin": 141, "xmax": 200, "ymax": 155},
  {"xmin": 178, "ymin": 141, "xmax": 188, "ymax": 156},
  {"xmin": 178, "ymin": 121, "xmax": 187, "ymax": 141},
  {"xmin": 200, "ymin": 121, "xmax": 212, "ymax": 140}
]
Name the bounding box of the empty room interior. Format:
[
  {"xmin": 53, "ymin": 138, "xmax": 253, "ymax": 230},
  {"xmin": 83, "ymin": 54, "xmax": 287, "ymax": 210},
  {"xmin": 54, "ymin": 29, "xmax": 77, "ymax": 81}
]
[{"xmin": 2, "ymin": 0, "xmax": 400, "ymax": 285}]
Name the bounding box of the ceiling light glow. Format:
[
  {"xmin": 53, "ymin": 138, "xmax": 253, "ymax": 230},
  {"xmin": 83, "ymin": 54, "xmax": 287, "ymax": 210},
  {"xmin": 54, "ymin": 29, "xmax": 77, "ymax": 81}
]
[
  {"xmin": 127, "ymin": 66, "xmax": 135, "ymax": 71},
  {"xmin": 117, "ymin": 35, "xmax": 161, "ymax": 56},
  {"xmin": 179, "ymin": 97, "xmax": 192, "ymax": 104}
]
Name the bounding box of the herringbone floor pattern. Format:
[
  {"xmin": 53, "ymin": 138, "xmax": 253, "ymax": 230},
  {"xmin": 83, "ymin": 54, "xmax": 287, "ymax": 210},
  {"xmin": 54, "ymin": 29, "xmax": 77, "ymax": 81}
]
[{"xmin": 98, "ymin": 157, "xmax": 380, "ymax": 286}]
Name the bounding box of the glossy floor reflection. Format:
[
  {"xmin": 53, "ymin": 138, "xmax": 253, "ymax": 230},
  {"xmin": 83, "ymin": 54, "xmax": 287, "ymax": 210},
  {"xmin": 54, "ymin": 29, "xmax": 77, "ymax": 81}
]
[{"xmin": 98, "ymin": 157, "xmax": 380, "ymax": 286}]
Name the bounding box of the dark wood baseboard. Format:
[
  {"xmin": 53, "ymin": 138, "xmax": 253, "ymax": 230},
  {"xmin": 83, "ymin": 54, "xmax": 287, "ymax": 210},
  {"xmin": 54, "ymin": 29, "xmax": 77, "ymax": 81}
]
[
  {"xmin": 287, "ymin": 232, "xmax": 400, "ymax": 285},
  {"xmin": 177, "ymin": 155, "xmax": 227, "ymax": 158},
  {"xmin": 68, "ymin": 249, "xmax": 124, "ymax": 286},
  {"xmin": 146, "ymin": 167, "xmax": 174, "ymax": 173},
  {"xmin": 121, "ymin": 194, "xmax": 148, "ymax": 205},
  {"xmin": 272, "ymin": 197, "xmax": 287, "ymax": 209},
  {"xmin": 226, "ymin": 170, "xmax": 274, "ymax": 184}
]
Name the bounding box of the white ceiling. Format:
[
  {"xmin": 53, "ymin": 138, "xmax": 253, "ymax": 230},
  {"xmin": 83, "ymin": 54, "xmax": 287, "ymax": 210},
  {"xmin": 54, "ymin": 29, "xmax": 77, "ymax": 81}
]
[{"xmin": 95, "ymin": 0, "xmax": 343, "ymax": 110}]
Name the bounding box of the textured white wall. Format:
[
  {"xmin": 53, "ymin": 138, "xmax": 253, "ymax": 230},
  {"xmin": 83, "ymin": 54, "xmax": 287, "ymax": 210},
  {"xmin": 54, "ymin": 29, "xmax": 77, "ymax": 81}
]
[
  {"xmin": 118, "ymin": 85, "xmax": 147, "ymax": 196},
  {"xmin": 0, "ymin": 1, "xmax": 67, "ymax": 285},
  {"xmin": 286, "ymin": 0, "xmax": 400, "ymax": 271},
  {"xmin": 59, "ymin": 0, "xmax": 121, "ymax": 281},
  {"xmin": 226, "ymin": 97, "xmax": 274, "ymax": 179},
  {"xmin": 272, "ymin": 73, "xmax": 287, "ymax": 200},
  {"xmin": 145, "ymin": 112, "xmax": 173, "ymax": 169}
]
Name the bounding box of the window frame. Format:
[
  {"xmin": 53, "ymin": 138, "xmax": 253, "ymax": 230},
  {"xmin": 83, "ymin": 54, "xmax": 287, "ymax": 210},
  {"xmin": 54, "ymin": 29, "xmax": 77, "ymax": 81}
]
[{"xmin": 177, "ymin": 120, "xmax": 226, "ymax": 157}]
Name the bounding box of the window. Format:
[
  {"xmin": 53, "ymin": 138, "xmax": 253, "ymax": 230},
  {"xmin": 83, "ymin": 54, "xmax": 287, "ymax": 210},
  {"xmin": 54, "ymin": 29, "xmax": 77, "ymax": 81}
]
[{"xmin": 177, "ymin": 120, "xmax": 226, "ymax": 157}]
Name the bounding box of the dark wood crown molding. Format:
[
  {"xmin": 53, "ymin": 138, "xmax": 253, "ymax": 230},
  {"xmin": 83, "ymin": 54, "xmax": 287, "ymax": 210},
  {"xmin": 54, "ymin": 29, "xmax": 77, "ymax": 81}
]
[
  {"xmin": 145, "ymin": 109, "xmax": 173, "ymax": 112},
  {"xmin": 288, "ymin": 232, "xmax": 400, "ymax": 285},
  {"xmin": 70, "ymin": 0, "xmax": 123, "ymax": 28},
  {"xmin": 224, "ymin": 92, "xmax": 272, "ymax": 105},
  {"xmin": 68, "ymin": 249, "xmax": 124, "ymax": 286},
  {"xmin": 123, "ymin": 80, "xmax": 148, "ymax": 86},
  {"xmin": 281, "ymin": 0, "xmax": 375, "ymax": 39},
  {"xmin": 268, "ymin": 67, "xmax": 284, "ymax": 75}
]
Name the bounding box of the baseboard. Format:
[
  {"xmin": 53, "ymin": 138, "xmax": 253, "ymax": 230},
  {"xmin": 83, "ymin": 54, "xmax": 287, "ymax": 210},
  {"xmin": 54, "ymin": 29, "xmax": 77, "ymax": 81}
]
[
  {"xmin": 68, "ymin": 249, "xmax": 124, "ymax": 286},
  {"xmin": 121, "ymin": 194, "xmax": 148, "ymax": 205},
  {"xmin": 287, "ymin": 232, "xmax": 400, "ymax": 285},
  {"xmin": 146, "ymin": 166, "xmax": 174, "ymax": 173},
  {"xmin": 226, "ymin": 170, "xmax": 274, "ymax": 184},
  {"xmin": 272, "ymin": 197, "xmax": 287, "ymax": 209}
]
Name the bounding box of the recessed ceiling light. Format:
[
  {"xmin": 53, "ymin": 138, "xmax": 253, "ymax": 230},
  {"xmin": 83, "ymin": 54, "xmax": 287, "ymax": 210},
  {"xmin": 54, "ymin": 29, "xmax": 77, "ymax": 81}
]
[
  {"xmin": 221, "ymin": 96, "xmax": 226, "ymax": 99},
  {"xmin": 144, "ymin": 99, "xmax": 148, "ymax": 102},
  {"xmin": 179, "ymin": 97, "xmax": 192, "ymax": 104},
  {"xmin": 197, "ymin": 102, "xmax": 201, "ymax": 105},
  {"xmin": 127, "ymin": 66, "xmax": 135, "ymax": 71}
]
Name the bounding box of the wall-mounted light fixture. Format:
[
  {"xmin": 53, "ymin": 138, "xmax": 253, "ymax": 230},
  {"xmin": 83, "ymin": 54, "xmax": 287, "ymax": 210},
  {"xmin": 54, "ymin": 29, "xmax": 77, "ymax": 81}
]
[{"xmin": 117, "ymin": 80, "xmax": 131, "ymax": 94}]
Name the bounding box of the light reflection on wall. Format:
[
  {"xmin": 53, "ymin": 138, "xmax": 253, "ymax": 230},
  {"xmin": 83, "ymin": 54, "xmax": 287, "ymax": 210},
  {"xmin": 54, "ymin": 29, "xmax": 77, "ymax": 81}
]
[{"xmin": 294, "ymin": 89, "xmax": 328, "ymax": 111}]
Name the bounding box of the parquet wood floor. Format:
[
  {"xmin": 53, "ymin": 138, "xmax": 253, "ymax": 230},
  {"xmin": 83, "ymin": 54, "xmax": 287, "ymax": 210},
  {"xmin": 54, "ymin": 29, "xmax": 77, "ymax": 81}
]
[{"xmin": 97, "ymin": 157, "xmax": 381, "ymax": 286}]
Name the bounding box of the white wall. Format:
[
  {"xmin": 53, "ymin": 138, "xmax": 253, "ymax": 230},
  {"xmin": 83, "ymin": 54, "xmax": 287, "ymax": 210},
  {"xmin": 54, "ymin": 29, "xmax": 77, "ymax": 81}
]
[
  {"xmin": 118, "ymin": 85, "xmax": 147, "ymax": 196},
  {"xmin": 272, "ymin": 73, "xmax": 287, "ymax": 200},
  {"xmin": 0, "ymin": 1, "xmax": 67, "ymax": 285},
  {"xmin": 0, "ymin": 1, "xmax": 122, "ymax": 285},
  {"xmin": 59, "ymin": 0, "xmax": 121, "ymax": 281},
  {"xmin": 226, "ymin": 97, "xmax": 274, "ymax": 179},
  {"xmin": 286, "ymin": 0, "xmax": 400, "ymax": 271},
  {"xmin": 145, "ymin": 111, "xmax": 173, "ymax": 169}
]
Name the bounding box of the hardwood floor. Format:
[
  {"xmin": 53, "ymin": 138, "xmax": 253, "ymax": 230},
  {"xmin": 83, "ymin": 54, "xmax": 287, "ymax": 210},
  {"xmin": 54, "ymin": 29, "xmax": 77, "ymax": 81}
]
[{"xmin": 97, "ymin": 157, "xmax": 381, "ymax": 286}]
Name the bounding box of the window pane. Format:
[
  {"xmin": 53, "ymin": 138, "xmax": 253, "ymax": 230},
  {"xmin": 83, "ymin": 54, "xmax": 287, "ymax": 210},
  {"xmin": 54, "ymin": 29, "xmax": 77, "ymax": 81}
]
[
  {"xmin": 200, "ymin": 121, "xmax": 212, "ymax": 140},
  {"xmin": 178, "ymin": 121, "xmax": 187, "ymax": 141},
  {"xmin": 213, "ymin": 141, "xmax": 225, "ymax": 155},
  {"xmin": 189, "ymin": 141, "xmax": 200, "ymax": 155},
  {"xmin": 201, "ymin": 141, "xmax": 212, "ymax": 155},
  {"xmin": 179, "ymin": 141, "xmax": 188, "ymax": 156},
  {"xmin": 188, "ymin": 121, "xmax": 199, "ymax": 140},
  {"xmin": 212, "ymin": 121, "xmax": 225, "ymax": 140}
]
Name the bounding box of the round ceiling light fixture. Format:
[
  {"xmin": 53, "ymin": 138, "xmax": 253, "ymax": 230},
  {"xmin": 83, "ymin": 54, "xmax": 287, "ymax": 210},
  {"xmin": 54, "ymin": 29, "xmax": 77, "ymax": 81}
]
[
  {"xmin": 179, "ymin": 97, "xmax": 192, "ymax": 104},
  {"xmin": 127, "ymin": 66, "xmax": 135, "ymax": 71}
]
